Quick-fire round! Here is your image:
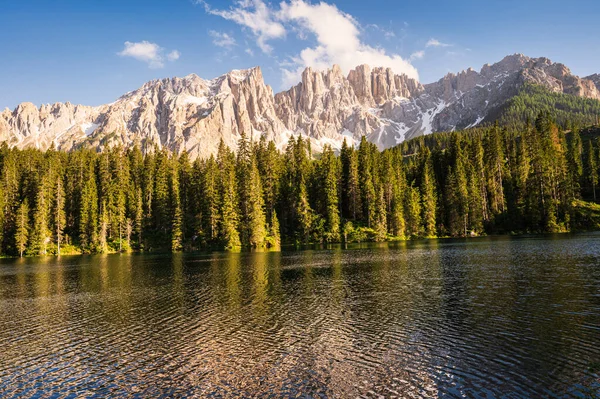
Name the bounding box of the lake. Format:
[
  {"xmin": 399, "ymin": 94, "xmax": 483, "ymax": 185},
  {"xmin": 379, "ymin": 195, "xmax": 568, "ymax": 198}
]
[{"xmin": 0, "ymin": 234, "xmax": 599, "ymax": 398}]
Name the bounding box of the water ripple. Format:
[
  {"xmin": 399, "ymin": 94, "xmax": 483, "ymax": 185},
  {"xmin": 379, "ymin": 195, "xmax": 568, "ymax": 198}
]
[{"xmin": 0, "ymin": 236, "xmax": 599, "ymax": 397}]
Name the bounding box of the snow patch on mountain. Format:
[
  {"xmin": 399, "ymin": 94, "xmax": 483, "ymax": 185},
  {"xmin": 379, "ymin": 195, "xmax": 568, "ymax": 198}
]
[
  {"xmin": 79, "ymin": 123, "xmax": 99, "ymax": 136},
  {"xmin": 1, "ymin": 55, "xmax": 599, "ymax": 158}
]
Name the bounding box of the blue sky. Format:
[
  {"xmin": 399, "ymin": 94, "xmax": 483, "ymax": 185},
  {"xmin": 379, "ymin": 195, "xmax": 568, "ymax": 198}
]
[{"xmin": 2, "ymin": 0, "xmax": 599, "ymax": 110}]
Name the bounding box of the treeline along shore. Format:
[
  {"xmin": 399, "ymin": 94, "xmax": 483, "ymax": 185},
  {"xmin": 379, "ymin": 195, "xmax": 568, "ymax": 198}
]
[{"xmin": 1, "ymin": 112, "xmax": 599, "ymax": 257}]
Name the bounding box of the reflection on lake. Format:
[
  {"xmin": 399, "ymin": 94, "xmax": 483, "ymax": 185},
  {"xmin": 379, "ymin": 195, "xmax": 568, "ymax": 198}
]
[{"xmin": 0, "ymin": 234, "xmax": 599, "ymax": 397}]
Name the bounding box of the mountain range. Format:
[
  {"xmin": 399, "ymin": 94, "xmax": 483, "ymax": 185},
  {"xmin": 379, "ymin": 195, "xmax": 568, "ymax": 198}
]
[{"xmin": 1, "ymin": 54, "xmax": 599, "ymax": 158}]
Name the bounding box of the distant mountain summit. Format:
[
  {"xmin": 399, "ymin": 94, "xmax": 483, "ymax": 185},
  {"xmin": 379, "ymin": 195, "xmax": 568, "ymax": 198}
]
[
  {"xmin": 585, "ymin": 73, "xmax": 600, "ymax": 91},
  {"xmin": 1, "ymin": 54, "xmax": 599, "ymax": 158}
]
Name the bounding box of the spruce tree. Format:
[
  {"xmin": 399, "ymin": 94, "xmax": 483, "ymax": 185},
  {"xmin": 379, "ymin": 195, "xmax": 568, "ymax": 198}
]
[
  {"xmin": 0, "ymin": 184, "xmax": 4, "ymax": 254},
  {"xmin": 79, "ymin": 172, "xmax": 98, "ymax": 251},
  {"xmin": 389, "ymin": 159, "xmax": 406, "ymax": 238},
  {"xmin": 405, "ymin": 184, "xmax": 422, "ymax": 238},
  {"xmin": 420, "ymin": 149, "xmax": 437, "ymax": 237},
  {"xmin": 247, "ymin": 156, "xmax": 267, "ymax": 247},
  {"xmin": 586, "ymin": 140, "xmax": 598, "ymax": 202},
  {"xmin": 258, "ymin": 140, "xmax": 282, "ymax": 222},
  {"xmin": 54, "ymin": 177, "xmax": 66, "ymax": 255},
  {"xmin": 170, "ymin": 162, "xmax": 183, "ymax": 252},
  {"xmin": 98, "ymin": 201, "xmax": 109, "ymax": 253},
  {"xmin": 485, "ymin": 123, "xmax": 506, "ymax": 216},
  {"xmin": 217, "ymin": 140, "xmax": 241, "ymax": 249},
  {"xmin": 268, "ymin": 210, "xmax": 281, "ymax": 248},
  {"xmin": 236, "ymin": 131, "xmax": 252, "ymax": 246},
  {"xmin": 341, "ymin": 139, "xmax": 360, "ymax": 221},
  {"xmin": 320, "ymin": 146, "xmax": 341, "ymax": 242},
  {"xmin": 152, "ymin": 150, "xmax": 171, "ymax": 242},
  {"xmin": 567, "ymin": 126, "xmax": 583, "ymax": 196},
  {"xmin": 15, "ymin": 200, "xmax": 29, "ymax": 257},
  {"xmin": 374, "ymin": 187, "xmax": 388, "ymax": 241},
  {"xmin": 32, "ymin": 182, "xmax": 51, "ymax": 255},
  {"xmin": 202, "ymin": 156, "xmax": 220, "ymax": 243},
  {"xmin": 358, "ymin": 137, "xmax": 376, "ymax": 227},
  {"xmin": 134, "ymin": 187, "xmax": 144, "ymax": 249}
]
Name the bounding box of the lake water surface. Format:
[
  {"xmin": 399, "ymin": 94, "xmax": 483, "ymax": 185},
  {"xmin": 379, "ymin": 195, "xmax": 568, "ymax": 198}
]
[{"xmin": 1, "ymin": 234, "xmax": 599, "ymax": 398}]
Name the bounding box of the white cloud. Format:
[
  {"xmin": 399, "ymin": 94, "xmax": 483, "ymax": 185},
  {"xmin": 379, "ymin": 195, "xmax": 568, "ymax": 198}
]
[
  {"xmin": 199, "ymin": 0, "xmax": 285, "ymax": 53},
  {"xmin": 167, "ymin": 50, "xmax": 181, "ymax": 61},
  {"xmin": 117, "ymin": 41, "xmax": 180, "ymax": 68},
  {"xmin": 209, "ymin": 31, "xmax": 237, "ymax": 49},
  {"xmin": 366, "ymin": 23, "xmax": 396, "ymax": 39},
  {"xmin": 245, "ymin": 48, "xmax": 254, "ymax": 56},
  {"xmin": 201, "ymin": 0, "xmax": 419, "ymax": 87},
  {"xmin": 277, "ymin": 1, "xmax": 418, "ymax": 87},
  {"xmin": 426, "ymin": 38, "xmax": 451, "ymax": 48},
  {"xmin": 410, "ymin": 50, "xmax": 425, "ymax": 61}
]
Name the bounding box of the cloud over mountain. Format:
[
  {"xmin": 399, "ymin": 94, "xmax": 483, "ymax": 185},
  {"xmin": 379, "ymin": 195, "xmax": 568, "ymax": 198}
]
[
  {"xmin": 200, "ymin": 0, "xmax": 419, "ymax": 87},
  {"xmin": 118, "ymin": 41, "xmax": 180, "ymax": 69}
]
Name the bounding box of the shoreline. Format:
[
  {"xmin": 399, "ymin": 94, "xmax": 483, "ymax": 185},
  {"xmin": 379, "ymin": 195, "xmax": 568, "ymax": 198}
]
[{"xmin": 2, "ymin": 230, "xmax": 597, "ymax": 260}]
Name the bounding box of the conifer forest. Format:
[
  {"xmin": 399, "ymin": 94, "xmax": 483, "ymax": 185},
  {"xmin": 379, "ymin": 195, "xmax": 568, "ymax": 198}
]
[{"xmin": 1, "ymin": 113, "xmax": 599, "ymax": 257}]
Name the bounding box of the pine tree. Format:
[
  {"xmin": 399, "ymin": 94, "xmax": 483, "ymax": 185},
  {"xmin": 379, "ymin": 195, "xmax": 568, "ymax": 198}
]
[
  {"xmin": 98, "ymin": 201, "xmax": 109, "ymax": 253},
  {"xmin": 586, "ymin": 140, "xmax": 598, "ymax": 202},
  {"xmin": 247, "ymin": 156, "xmax": 267, "ymax": 247},
  {"xmin": 170, "ymin": 162, "xmax": 183, "ymax": 252},
  {"xmin": 282, "ymin": 136, "xmax": 315, "ymax": 243},
  {"xmin": 319, "ymin": 146, "xmax": 341, "ymax": 242},
  {"xmin": 515, "ymin": 129, "xmax": 531, "ymax": 220},
  {"xmin": 341, "ymin": 139, "xmax": 360, "ymax": 221},
  {"xmin": 485, "ymin": 123, "xmax": 506, "ymax": 216},
  {"xmin": 134, "ymin": 187, "xmax": 144, "ymax": 249},
  {"xmin": 445, "ymin": 136, "xmax": 471, "ymax": 236},
  {"xmin": 54, "ymin": 177, "xmax": 66, "ymax": 255},
  {"xmin": 405, "ymin": 184, "xmax": 422, "ymax": 238},
  {"xmin": 202, "ymin": 156, "xmax": 220, "ymax": 243},
  {"xmin": 236, "ymin": 131, "xmax": 268, "ymax": 247},
  {"xmin": 125, "ymin": 218, "xmax": 133, "ymax": 250},
  {"xmin": 109, "ymin": 148, "xmax": 128, "ymax": 251},
  {"xmin": 32, "ymin": 182, "xmax": 51, "ymax": 255},
  {"xmin": 473, "ymin": 138, "xmax": 490, "ymax": 223},
  {"xmin": 567, "ymin": 127, "xmax": 584, "ymax": 197},
  {"xmin": 358, "ymin": 137, "xmax": 376, "ymax": 227},
  {"xmin": 420, "ymin": 149, "xmax": 437, "ymax": 237},
  {"xmin": 467, "ymin": 161, "xmax": 485, "ymax": 234},
  {"xmin": 1, "ymin": 150, "xmax": 21, "ymax": 254},
  {"xmin": 296, "ymin": 183, "xmax": 314, "ymax": 243},
  {"xmin": 374, "ymin": 187, "xmax": 388, "ymax": 241},
  {"xmin": 0, "ymin": 184, "xmax": 5, "ymax": 254},
  {"xmin": 15, "ymin": 200, "xmax": 29, "ymax": 257},
  {"xmin": 389, "ymin": 158, "xmax": 406, "ymax": 238},
  {"xmin": 236, "ymin": 131, "xmax": 252, "ymax": 246},
  {"xmin": 79, "ymin": 172, "xmax": 98, "ymax": 251},
  {"xmin": 268, "ymin": 210, "xmax": 281, "ymax": 248},
  {"xmin": 217, "ymin": 140, "xmax": 241, "ymax": 249},
  {"xmin": 178, "ymin": 151, "xmax": 193, "ymax": 241},
  {"xmin": 257, "ymin": 140, "xmax": 282, "ymax": 222},
  {"xmin": 152, "ymin": 150, "xmax": 171, "ymax": 242}
]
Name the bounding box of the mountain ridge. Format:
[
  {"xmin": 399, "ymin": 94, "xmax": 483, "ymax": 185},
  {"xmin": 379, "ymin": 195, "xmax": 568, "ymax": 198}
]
[{"xmin": 1, "ymin": 54, "xmax": 598, "ymax": 158}]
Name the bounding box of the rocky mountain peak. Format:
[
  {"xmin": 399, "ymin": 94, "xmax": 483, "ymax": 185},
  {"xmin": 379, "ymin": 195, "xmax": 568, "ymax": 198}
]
[
  {"xmin": 585, "ymin": 74, "xmax": 600, "ymax": 91},
  {"xmin": 1, "ymin": 55, "xmax": 599, "ymax": 158}
]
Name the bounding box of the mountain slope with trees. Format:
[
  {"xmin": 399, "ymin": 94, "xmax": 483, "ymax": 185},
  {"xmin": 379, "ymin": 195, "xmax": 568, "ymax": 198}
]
[
  {"xmin": 1, "ymin": 113, "xmax": 599, "ymax": 257},
  {"xmin": 490, "ymin": 83, "xmax": 600, "ymax": 128}
]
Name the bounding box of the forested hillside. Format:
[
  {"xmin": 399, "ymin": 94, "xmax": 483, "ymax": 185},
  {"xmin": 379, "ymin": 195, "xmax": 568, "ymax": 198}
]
[
  {"xmin": 493, "ymin": 83, "xmax": 600, "ymax": 128},
  {"xmin": 0, "ymin": 113, "xmax": 599, "ymax": 256}
]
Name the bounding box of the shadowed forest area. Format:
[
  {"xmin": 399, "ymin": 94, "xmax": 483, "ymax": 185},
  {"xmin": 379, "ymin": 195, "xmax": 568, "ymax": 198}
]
[{"xmin": 0, "ymin": 112, "xmax": 599, "ymax": 256}]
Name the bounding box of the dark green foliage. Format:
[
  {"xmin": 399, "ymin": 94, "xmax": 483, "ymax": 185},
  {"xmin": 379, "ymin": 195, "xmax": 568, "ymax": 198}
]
[
  {"xmin": 15, "ymin": 200, "xmax": 28, "ymax": 257},
  {"xmin": 0, "ymin": 112, "xmax": 598, "ymax": 256},
  {"xmin": 496, "ymin": 83, "xmax": 600, "ymax": 129}
]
